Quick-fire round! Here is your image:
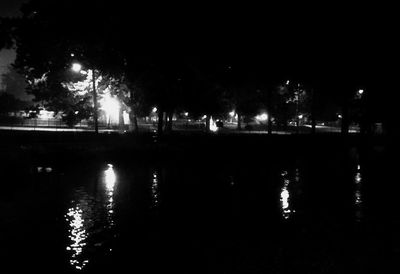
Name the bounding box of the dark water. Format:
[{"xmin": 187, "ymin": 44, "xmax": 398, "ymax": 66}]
[{"xmin": 1, "ymin": 144, "xmax": 398, "ymax": 273}]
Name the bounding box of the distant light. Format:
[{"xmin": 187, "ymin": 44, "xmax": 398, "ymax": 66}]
[
  {"xmin": 71, "ymin": 63, "xmax": 82, "ymax": 73},
  {"xmin": 298, "ymin": 114, "xmax": 303, "ymax": 119},
  {"xmin": 255, "ymin": 113, "xmax": 268, "ymax": 121},
  {"xmin": 210, "ymin": 116, "xmax": 218, "ymax": 132},
  {"xmin": 229, "ymin": 110, "xmax": 235, "ymax": 117},
  {"xmin": 100, "ymin": 94, "xmax": 120, "ymax": 122},
  {"xmin": 338, "ymin": 114, "xmax": 342, "ymax": 119},
  {"xmin": 358, "ymin": 89, "xmax": 364, "ymax": 95},
  {"xmin": 71, "ymin": 53, "xmax": 75, "ymax": 57},
  {"xmin": 152, "ymin": 107, "xmax": 158, "ymax": 113},
  {"xmin": 202, "ymin": 115, "xmax": 207, "ymax": 120},
  {"xmin": 184, "ymin": 112, "xmax": 189, "ymax": 117},
  {"xmin": 104, "ymin": 164, "xmax": 116, "ymax": 191},
  {"xmin": 286, "ymin": 80, "xmax": 290, "ymax": 85}
]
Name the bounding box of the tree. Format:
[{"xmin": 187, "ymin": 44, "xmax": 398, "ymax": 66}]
[{"xmin": 0, "ymin": 92, "xmax": 26, "ymax": 115}]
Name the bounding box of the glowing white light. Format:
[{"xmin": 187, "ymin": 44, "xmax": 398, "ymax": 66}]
[
  {"xmin": 286, "ymin": 80, "xmax": 290, "ymax": 85},
  {"xmin": 100, "ymin": 94, "xmax": 120, "ymax": 124},
  {"xmin": 151, "ymin": 170, "xmax": 160, "ymax": 208},
  {"xmin": 152, "ymin": 107, "xmax": 158, "ymax": 113},
  {"xmin": 354, "ymin": 166, "xmax": 363, "ymax": 220},
  {"xmin": 229, "ymin": 110, "xmax": 235, "ymax": 117},
  {"xmin": 104, "ymin": 164, "xmax": 116, "ymax": 227},
  {"xmin": 104, "ymin": 164, "xmax": 116, "ymax": 191},
  {"xmin": 184, "ymin": 112, "xmax": 189, "ymax": 117},
  {"xmin": 38, "ymin": 109, "xmax": 54, "ymax": 119},
  {"xmin": 298, "ymin": 114, "xmax": 303, "ymax": 119},
  {"xmin": 71, "ymin": 63, "xmax": 82, "ymax": 73},
  {"xmin": 202, "ymin": 115, "xmax": 207, "ymax": 120},
  {"xmin": 210, "ymin": 116, "xmax": 218, "ymax": 132},
  {"xmin": 280, "ymin": 171, "xmax": 293, "ymax": 219},
  {"xmin": 123, "ymin": 111, "xmax": 130, "ymax": 125},
  {"xmin": 66, "ymin": 206, "xmax": 88, "ymax": 270},
  {"xmin": 256, "ymin": 113, "xmax": 268, "ymax": 121},
  {"xmin": 358, "ymin": 89, "xmax": 364, "ymax": 95},
  {"xmin": 338, "ymin": 114, "xmax": 342, "ymax": 119}
]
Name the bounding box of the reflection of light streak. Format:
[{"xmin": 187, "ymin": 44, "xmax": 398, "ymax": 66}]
[
  {"xmin": 105, "ymin": 164, "xmax": 116, "ymax": 192},
  {"xmin": 151, "ymin": 170, "xmax": 160, "ymax": 208},
  {"xmin": 65, "ymin": 165, "xmax": 118, "ymax": 271},
  {"xmin": 355, "ymin": 165, "xmax": 363, "ymax": 220},
  {"xmin": 280, "ymin": 170, "xmax": 292, "ymax": 219},
  {"xmin": 65, "ymin": 206, "xmax": 89, "ymax": 270},
  {"xmin": 104, "ymin": 164, "xmax": 116, "ymax": 225}
]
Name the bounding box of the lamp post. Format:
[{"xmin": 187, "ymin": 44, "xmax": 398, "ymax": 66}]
[{"xmin": 72, "ymin": 63, "xmax": 99, "ymax": 133}]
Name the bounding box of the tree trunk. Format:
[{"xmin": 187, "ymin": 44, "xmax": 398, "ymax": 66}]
[
  {"xmin": 267, "ymin": 90, "xmax": 272, "ymax": 134},
  {"xmin": 132, "ymin": 115, "xmax": 138, "ymax": 132},
  {"xmin": 237, "ymin": 113, "xmax": 242, "ymax": 130},
  {"xmin": 311, "ymin": 89, "xmax": 316, "ymax": 134},
  {"xmin": 119, "ymin": 107, "xmax": 124, "ymax": 131},
  {"xmin": 157, "ymin": 110, "xmax": 164, "ymax": 135},
  {"xmin": 205, "ymin": 115, "xmax": 211, "ymax": 132},
  {"xmin": 341, "ymin": 100, "xmax": 349, "ymax": 135},
  {"xmin": 167, "ymin": 111, "xmax": 173, "ymax": 132},
  {"xmin": 129, "ymin": 90, "xmax": 138, "ymax": 132},
  {"xmin": 129, "ymin": 108, "xmax": 139, "ymax": 132}
]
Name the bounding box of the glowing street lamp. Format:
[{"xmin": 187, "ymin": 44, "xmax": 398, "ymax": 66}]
[
  {"xmin": 255, "ymin": 113, "xmax": 268, "ymax": 122},
  {"xmin": 358, "ymin": 89, "xmax": 364, "ymax": 95},
  {"xmin": 71, "ymin": 63, "xmax": 82, "ymax": 73},
  {"xmin": 71, "ymin": 63, "xmax": 98, "ymax": 133}
]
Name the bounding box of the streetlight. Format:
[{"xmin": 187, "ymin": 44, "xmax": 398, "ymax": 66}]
[{"xmin": 71, "ymin": 63, "xmax": 98, "ymax": 133}]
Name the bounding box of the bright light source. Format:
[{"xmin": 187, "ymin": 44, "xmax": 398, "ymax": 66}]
[
  {"xmin": 210, "ymin": 116, "xmax": 218, "ymax": 132},
  {"xmin": 229, "ymin": 110, "xmax": 235, "ymax": 117},
  {"xmin": 38, "ymin": 109, "xmax": 54, "ymax": 119},
  {"xmin": 71, "ymin": 63, "xmax": 82, "ymax": 73},
  {"xmin": 286, "ymin": 80, "xmax": 290, "ymax": 85},
  {"xmin": 152, "ymin": 107, "xmax": 158, "ymax": 113},
  {"xmin": 298, "ymin": 114, "xmax": 303, "ymax": 119},
  {"xmin": 202, "ymin": 115, "xmax": 207, "ymax": 120},
  {"xmin": 100, "ymin": 94, "xmax": 120, "ymax": 123},
  {"xmin": 104, "ymin": 164, "xmax": 116, "ymax": 191},
  {"xmin": 255, "ymin": 113, "xmax": 268, "ymax": 121},
  {"xmin": 184, "ymin": 112, "xmax": 189, "ymax": 117},
  {"xmin": 358, "ymin": 89, "xmax": 364, "ymax": 95},
  {"xmin": 338, "ymin": 114, "xmax": 342, "ymax": 119}
]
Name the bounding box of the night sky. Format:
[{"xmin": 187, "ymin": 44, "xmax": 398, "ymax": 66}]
[{"xmin": 0, "ymin": 0, "xmax": 395, "ymax": 105}]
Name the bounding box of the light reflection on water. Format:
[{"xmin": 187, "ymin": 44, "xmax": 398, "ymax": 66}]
[
  {"xmin": 65, "ymin": 164, "xmax": 118, "ymax": 271},
  {"xmin": 151, "ymin": 170, "xmax": 160, "ymax": 208},
  {"xmin": 280, "ymin": 170, "xmax": 291, "ymax": 219},
  {"xmin": 65, "ymin": 189, "xmax": 94, "ymax": 270},
  {"xmin": 65, "ymin": 204, "xmax": 89, "ymax": 270},
  {"xmin": 280, "ymin": 168, "xmax": 299, "ymax": 220},
  {"xmin": 354, "ymin": 164, "xmax": 363, "ymax": 221},
  {"xmin": 104, "ymin": 164, "xmax": 117, "ymax": 227}
]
